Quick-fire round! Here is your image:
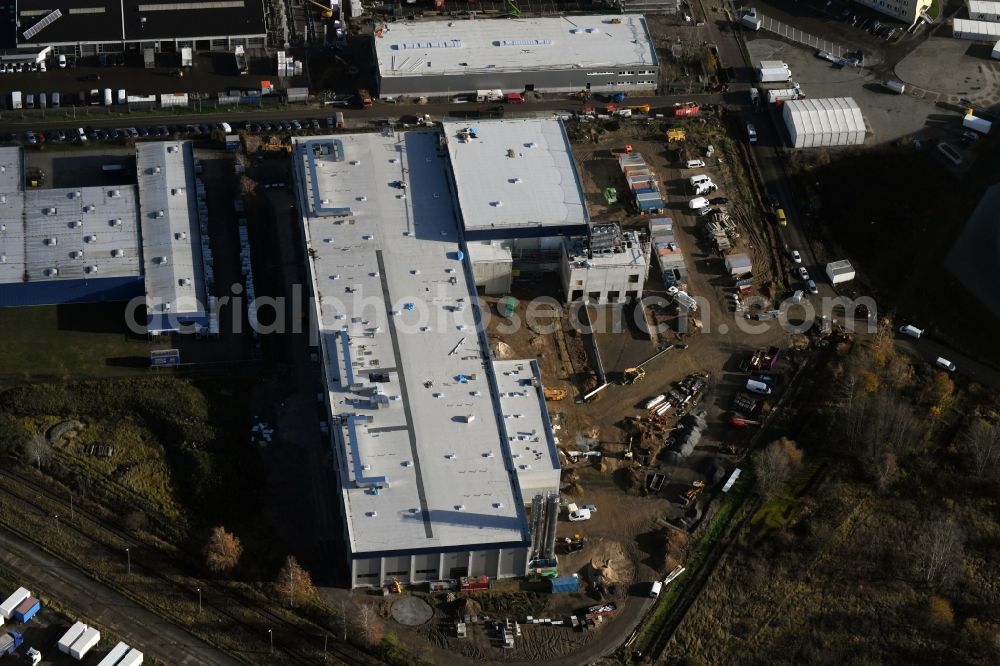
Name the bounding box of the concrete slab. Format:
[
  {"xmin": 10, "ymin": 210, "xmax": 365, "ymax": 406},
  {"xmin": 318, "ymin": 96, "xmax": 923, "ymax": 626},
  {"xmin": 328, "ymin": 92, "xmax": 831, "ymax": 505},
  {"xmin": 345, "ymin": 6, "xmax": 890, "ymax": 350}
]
[
  {"xmin": 391, "ymin": 596, "xmax": 434, "ymax": 626},
  {"xmin": 895, "ymin": 36, "xmax": 1000, "ymax": 98}
]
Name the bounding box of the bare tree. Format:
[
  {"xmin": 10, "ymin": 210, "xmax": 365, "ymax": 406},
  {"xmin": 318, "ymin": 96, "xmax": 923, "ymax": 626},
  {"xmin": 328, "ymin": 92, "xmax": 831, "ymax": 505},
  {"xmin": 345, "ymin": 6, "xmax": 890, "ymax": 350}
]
[
  {"xmin": 872, "ymin": 452, "xmax": 899, "ymax": 494},
  {"xmin": 912, "ymin": 520, "xmax": 964, "ymax": 589},
  {"xmin": 353, "ymin": 603, "xmax": 384, "ymax": 649},
  {"xmin": 203, "ymin": 526, "xmax": 243, "ymax": 574},
  {"xmin": 275, "ymin": 555, "xmax": 315, "ymax": 608},
  {"xmin": 961, "ymin": 420, "xmax": 1000, "ymax": 478},
  {"xmin": 752, "ymin": 440, "xmax": 798, "ymax": 500}
]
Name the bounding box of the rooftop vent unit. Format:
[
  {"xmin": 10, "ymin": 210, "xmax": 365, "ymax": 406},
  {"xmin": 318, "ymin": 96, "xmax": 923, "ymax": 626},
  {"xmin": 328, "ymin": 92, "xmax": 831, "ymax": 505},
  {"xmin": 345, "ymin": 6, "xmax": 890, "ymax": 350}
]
[
  {"xmin": 175, "ymin": 231, "xmax": 187, "ymax": 240},
  {"xmin": 44, "ymin": 267, "xmax": 58, "ymax": 277},
  {"xmin": 85, "ymin": 265, "xmax": 98, "ymax": 274},
  {"xmin": 84, "ymin": 234, "xmax": 97, "ymax": 243},
  {"xmin": 110, "ymin": 218, "xmax": 122, "ymax": 227},
  {"xmin": 45, "ymin": 207, "xmax": 58, "ymax": 215},
  {"xmin": 45, "ymin": 236, "xmax": 57, "ymax": 246},
  {"xmin": 163, "ymin": 301, "xmax": 171, "ymax": 311},
  {"xmin": 85, "ymin": 204, "xmax": 95, "ymax": 213},
  {"xmin": 70, "ymin": 250, "xmax": 84, "ymax": 259},
  {"xmin": 156, "ymin": 256, "xmax": 169, "ymax": 265},
  {"xmin": 111, "ymin": 248, "xmax": 123, "ymax": 257},
  {"xmin": 179, "ymin": 277, "xmax": 191, "ymax": 286},
  {"xmin": 109, "ymin": 189, "xmax": 121, "ymax": 198},
  {"xmin": 167, "ymin": 146, "xmax": 177, "ymax": 153},
  {"xmin": 157, "ymin": 210, "xmax": 165, "ymax": 218},
  {"xmin": 70, "ymin": 220, "xmax": 83, "ymax": 228}
]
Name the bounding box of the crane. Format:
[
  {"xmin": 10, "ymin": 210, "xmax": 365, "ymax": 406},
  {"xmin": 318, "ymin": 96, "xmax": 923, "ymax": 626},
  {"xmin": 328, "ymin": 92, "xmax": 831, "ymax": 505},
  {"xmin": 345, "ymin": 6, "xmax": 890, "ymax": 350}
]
[{"xmin": 304, "ymin": 0, "xmax": 332, "ymax": 18}]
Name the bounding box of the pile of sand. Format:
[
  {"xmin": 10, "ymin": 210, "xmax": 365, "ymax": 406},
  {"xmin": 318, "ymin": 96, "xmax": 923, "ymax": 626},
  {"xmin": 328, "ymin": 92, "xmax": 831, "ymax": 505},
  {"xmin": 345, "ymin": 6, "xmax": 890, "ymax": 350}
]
[{"xmin": 586, "ymin": 540, "xmax": 631, "ymax": 586}]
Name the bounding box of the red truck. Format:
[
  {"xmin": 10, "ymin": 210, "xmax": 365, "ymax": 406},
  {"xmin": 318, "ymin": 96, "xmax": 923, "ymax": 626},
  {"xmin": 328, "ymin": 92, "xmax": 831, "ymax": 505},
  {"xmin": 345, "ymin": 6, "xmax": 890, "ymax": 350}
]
[
  {"xmin": 357, "ymin": 89, "xmax": 373, "ymax": 108},
  {"xmin": 459, "ymin": 576, "xmax": 490, "ymax": 592},
  {"xmin": 674, "ymin": 102, "xmax": 700, "ymax": 117},
  {"xmin": 504, "ymin": 92, "xmax": 525, "ymax": 104}
]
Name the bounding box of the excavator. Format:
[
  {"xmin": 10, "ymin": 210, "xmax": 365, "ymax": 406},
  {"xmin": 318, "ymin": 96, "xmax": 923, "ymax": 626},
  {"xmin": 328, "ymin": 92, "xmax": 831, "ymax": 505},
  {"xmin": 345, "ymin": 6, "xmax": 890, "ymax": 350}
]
[
  {"xmin": 305, "ymin": 0, "xmax": 332, "ymax": 17},
  {"xmin": 621, "ymin": 367, "xmax": 646, "ymax": 385},
  {"xmin": 543, "ymin": 387, "xmax": 567, "ymax": 401},
  {"xmin": 681, "ymin": 480, "xmax": 705, "ymax": 507}
]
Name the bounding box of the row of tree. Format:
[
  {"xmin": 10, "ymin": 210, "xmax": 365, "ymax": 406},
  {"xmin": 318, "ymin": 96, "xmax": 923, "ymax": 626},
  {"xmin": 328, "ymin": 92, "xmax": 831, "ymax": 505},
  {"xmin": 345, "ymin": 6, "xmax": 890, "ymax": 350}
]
[{"xmin": 204, "ymin": 526, "xmax": 314, "ymax": 607}]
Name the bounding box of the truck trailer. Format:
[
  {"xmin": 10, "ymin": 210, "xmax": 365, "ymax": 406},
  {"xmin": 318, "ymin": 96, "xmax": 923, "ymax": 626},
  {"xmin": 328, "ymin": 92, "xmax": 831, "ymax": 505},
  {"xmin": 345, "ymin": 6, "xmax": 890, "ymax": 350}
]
[
  {"xmin": 10, "ymin": 91, "xmax": 21, "ymax": 110},
  {"xmin": 13, "ymin": 598, "xmax": 39, "ymax": 623},
  {"xmin": 757, "ymin": 60, "xmax": 791, "ymax": 83},
  {"xmin": 69, "ymin": 627, "xmax": 100, "ymax": 660},
  {"xmin": 58, "ymin": 623, "xmax": 87, "ymax": 654},
  {"xmin": 767, "ymin": 86, "xmax": 803, "ymax": 104},
  {"xmin": 0, "ymin": 589, "xmax": 29, "ymax": 620},
  {"xmin": 963, "ymin": 113, "xmax": 992, "ymax": 134},
  {"xmin": 475, "ymin": 89, "xmax": 503, "ymax": 102},
  {"xmin": 117, "ymin": 648, "xmax": 144, "ymax": 666},
  {"xmin": 181, "ymin": 47, "xmax": 193, "ymax": 68},
  {"xmin": 234, "ymin": 46, "xmax": 248, "ymax": 75},
  {"xmin": 96, "ymin": 642, "xmax": 131, "ymax": 666}
]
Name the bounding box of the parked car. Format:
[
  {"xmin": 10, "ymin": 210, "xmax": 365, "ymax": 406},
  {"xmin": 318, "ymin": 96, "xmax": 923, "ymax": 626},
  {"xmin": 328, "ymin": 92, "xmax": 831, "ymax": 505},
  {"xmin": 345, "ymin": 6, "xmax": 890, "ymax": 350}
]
[
  {"xmin": 24, "ymin": 131, "xmax": 37, "ymax": 145},
  {"xmin": 935, "ymin": 357, "xmax": 957, "ymax": 373},
  {"xmin": 807, "ymin": 279, "xmax": 818, "ymax": 295},
  {"xmin": 685, "ymin": 159, "xmax": 705, "ymax": 169},
  {"xmin": 798, "ymin": 267, "xmax": 810, "ymax": 280},
  {"xmin": 791, "ymin": 250, "xmax": 802, "ymax": 264},
  {"xmin": 568, "ymin": 508, "xmax": 592, "ymax": 522}
]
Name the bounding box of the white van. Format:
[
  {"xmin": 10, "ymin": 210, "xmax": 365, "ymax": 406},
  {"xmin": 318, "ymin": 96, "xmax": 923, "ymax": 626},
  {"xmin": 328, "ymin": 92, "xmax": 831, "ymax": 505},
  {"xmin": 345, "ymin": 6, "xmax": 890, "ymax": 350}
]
[
  {"xmin": 685, "ymin": 159, "xmax": 705, "ymax": 169},
  {"xmin": 935, "ymin": 357, "xmax": 956, "ymax": 373},
  {"xmin": 688, "ymin": 196, "xmax": 710, "ymax": 210},
  {"xmin": 746, "ymin": 379, "xmax": 772, "ymax": 395},
  {"xmin": 116, "ymin": 89, "xmax": 126, "ymax": 105},
  {"xmin": 649, "ymin": 580, "xmax": 663, "ymax": 598},
  {"xmin": 898, "ymin": 324, "xmax": 923, "ymax": 339},
  {"xmin": 103, "ymin": 88, "xmax": 113, "ymax": 106},
  {"xmin": 688, "ymin": 174, "xmax": 711, "ymax": 187}
]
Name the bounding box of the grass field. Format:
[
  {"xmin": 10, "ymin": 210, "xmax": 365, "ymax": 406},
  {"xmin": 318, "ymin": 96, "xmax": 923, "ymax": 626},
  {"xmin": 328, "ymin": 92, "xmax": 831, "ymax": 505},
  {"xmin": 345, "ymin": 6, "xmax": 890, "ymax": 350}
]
[{"xmin": 0, "ymin": 303, "xmax": 153, "ymax": 382}]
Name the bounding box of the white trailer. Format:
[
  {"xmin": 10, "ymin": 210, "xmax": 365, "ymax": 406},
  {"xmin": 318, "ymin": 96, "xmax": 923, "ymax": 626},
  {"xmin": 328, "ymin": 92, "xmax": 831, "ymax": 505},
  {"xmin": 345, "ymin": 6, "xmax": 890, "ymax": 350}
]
[
  {"xmin": 58, "ymin": 622, "xmax": 87, "ymax": 654},
  {"xmin": 96, "ymin": 641, "xmax": 131, "ymax": 666},
  {"xmin": 757, "ymin": 60, "xmax": 790, "ymax": 83},
  {"xmin": 69, "ymin": 627, "xmax": 100, "ymax": 660},
  {"xmin": 740, "ymin": 8, "xmax": 761, "ymax": 30},
  {"xmin": 963, "ymin": 113, "xmax": 992, "ymax": 134},
  {"xmin": 767, "ymin": 87, "xmax": 803, "ymax": 103},
  {"xmin": 0, "ymin": 588, "xmax": 30, "ymax": 619},
  {"xmin": 117, "ymin": 648, "xmax": 144, "ymax": 666},
  {"xmin": 10, "ymin": 91, "xmax": 21, "ymax": 110},
  {"xmin": 826, "ymin": 260, "xmax": 855, "ymax": 284},
  {"xmin": 475, "ymin": 89, "xmax": 503, "ymax": 102},
  {"xmin": 181, "ymin": 47, "xmax": 193, "ymax": 67}
]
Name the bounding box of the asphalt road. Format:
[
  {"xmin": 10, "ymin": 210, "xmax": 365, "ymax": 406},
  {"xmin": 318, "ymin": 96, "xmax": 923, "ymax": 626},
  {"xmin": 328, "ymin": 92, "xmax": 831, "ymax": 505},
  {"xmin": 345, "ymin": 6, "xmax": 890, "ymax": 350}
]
[{"xmin": 0, "ymin": 529, "xmax": 241, "ymax": 666}]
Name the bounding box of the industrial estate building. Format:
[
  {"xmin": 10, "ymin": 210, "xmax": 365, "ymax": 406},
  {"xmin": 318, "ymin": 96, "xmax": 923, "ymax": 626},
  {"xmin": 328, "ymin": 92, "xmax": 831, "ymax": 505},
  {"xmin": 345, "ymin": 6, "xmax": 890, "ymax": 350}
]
[
  {"xmin": 374, "ymin": 15, "xmax": 659, "ymax": 99},
  {"xmin": 782, "ymin": 97, "xmax": 866, "ymax": 148},
  {"xmin": 4, "ymin": 0, "xmax": 267, "ymax": 53},
  {"xmin": 0, "ymin": 143, "xmax": 211, "ymax": 335},
  {"xmin": 852, "ymin": 0, "xmax": 931, "ymax": 24},
  {"xmin": 560, "ymin": 223, "xmax": 650, "ymax": 305},
  {"xmin": 292, "ymin": 130, "xmax": 560, "ymax": 587}
]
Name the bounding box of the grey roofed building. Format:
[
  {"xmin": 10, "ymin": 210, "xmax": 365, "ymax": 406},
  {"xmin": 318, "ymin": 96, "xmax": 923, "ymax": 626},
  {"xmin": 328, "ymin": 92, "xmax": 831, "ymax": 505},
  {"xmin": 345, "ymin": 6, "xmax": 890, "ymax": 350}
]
[
  {"xmin": 136, "ymin": 141, "xmax": 208, "ymax": 334},
  {"xmin": 294, "ymin": 131, "xmax": 540, "ymax": 587},
  {"xmin": 374, "ymin": 15, "xmax": 659, "ymax": 98},
  {"xmin": 442, "ymin": 118, "xmax": 589, "ymax": 241},
  {"xmin": 10, "ymin": 0, "xmax": 266, "ymax": 51}
]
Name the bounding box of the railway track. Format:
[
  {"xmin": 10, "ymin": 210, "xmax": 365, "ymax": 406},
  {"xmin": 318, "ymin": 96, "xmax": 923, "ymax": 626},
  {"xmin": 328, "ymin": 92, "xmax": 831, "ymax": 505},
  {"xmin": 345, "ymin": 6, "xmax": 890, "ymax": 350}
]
[{"xmin": 0, "ymin": 467, "xmax": 373, "ymax": 666}]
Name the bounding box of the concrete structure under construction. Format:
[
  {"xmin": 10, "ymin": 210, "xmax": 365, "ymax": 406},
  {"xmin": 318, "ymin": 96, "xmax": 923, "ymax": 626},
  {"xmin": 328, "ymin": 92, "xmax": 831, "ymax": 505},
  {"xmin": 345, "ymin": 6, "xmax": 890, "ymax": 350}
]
[
  {"xmin": 851, "ymin": 0, "xmax": 931, "ymax": 24},
  {"xmin": 442, "ymin": 118, "xmax": 590, "ymax": 292},
  {"xmin": 374, "ymin": 15, "xmax": 658, "ymax": 99},
  {"xmin": 292, "ymin": 131, "xmax": 560, "ymax": 588},
  {"xmin": 561, "ymin": 222, "xmax": 650, "ymax": 304}
]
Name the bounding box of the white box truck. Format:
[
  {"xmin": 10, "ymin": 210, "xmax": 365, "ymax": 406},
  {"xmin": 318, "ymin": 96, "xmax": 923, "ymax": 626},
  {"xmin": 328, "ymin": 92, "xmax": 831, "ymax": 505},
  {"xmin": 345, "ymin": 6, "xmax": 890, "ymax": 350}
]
[
  {"xmin": 116, "ymin": 89, "xmax": 126, "ymax": 104},
  {"xmin": 181, "ymin": 47, "xmax": 193, "ymax": 68},
  {"xmin": 102, "ymin": 88, "xmax": 113, "ymax": 106},
  {"xmin": 0, "ymin": 588, "xmax": 30, "ymax": 620},
  {"xmin": 118, "ymin": 648, "xmax": 144, "ymax": 666},
  {"xmin": 757, "ymin": 60, "xmax": 791, "ymax": 83},
  {"xmin": 10, "ymin": 91, "xmax": 21, "ymax": 110},
  {"xmin": 58, "ymin": 623, "xmax": 87, "ymax": 654},
  {"xmin": 767, "ymin": 86, "xmax": 802, "ymax": 104},
  {"xmin": 883, "ymin": 79, "xmax": 905, "ymax": 94},
  {"xmin": 740, "ymin": 7, "xmax": 761, "ymax": 31},
  {"xmin": 96, "ymin": 641, "xmax": 130, "ymax": 666},
  {"xmin": 475, "ymin": 89, "xmax": 503, "ymax": 102},
  {"xmin": 69, "ymin": 627, "xmax": 100, "ymax": 660},
  {"xmin": 963, "ymin": 113, "xmax": 992, "ymax": 134}
]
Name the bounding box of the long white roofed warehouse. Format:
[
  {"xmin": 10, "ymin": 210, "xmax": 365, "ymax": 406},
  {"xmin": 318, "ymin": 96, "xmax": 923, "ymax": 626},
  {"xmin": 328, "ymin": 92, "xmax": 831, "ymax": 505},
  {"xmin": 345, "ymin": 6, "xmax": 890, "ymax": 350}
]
[
  {"xmin": 292, "ymin": 131, "xmax": 559, "ymax": 587},
  {"xmin": 782, "ymin": 97, "xmax": 867, "ymax": 148},
  {"xmin": 373, "ymin": 15, "xmax": 659, "ymax": 99}
]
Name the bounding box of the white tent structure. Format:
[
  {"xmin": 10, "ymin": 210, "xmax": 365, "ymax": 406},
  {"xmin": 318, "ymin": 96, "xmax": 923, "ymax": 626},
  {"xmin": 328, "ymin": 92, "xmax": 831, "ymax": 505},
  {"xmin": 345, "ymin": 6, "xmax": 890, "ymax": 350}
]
[
  {"xmin": 953, "ymin": 18, "xmax": 1000, "ymax": 40},
  {"xmin": 782, "ymin": 97, "xmax": 866, "ymax": 148},
  {"xmin": 967, "ymin": 1, "xmax": 1000, "ymax": 23}
]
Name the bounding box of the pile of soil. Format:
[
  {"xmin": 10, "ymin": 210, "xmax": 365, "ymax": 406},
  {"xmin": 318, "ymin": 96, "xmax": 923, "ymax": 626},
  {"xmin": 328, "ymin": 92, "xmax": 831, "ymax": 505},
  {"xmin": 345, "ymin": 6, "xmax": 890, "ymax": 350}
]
[{"xmin": 586, "ymin": 540, "xmax": 632, "ymax": 587}]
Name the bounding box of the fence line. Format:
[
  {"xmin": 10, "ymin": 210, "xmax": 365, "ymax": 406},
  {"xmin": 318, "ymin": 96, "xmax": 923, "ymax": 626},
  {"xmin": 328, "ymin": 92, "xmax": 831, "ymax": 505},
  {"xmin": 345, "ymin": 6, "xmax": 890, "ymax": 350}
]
[{"xmin": 760, "ymin": 15, "xmax": 847, "ymax": 58}]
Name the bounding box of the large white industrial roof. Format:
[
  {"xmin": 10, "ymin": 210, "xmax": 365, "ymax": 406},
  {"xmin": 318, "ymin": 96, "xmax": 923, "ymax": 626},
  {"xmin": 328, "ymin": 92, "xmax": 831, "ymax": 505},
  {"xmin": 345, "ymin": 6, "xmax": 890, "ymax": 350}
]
[
  {"xmin": 376, "ymin": 15, "xmax": 657, "ymax": 78},
  {"xmin": 294, "ymin": 131, "xmax": 530, "ymax": 556},
  {"xmin": 135, "ymin": 142, "xmax": 205, "ymax": 318},
  {"xmin": 783, "ymin": 97, "xmax": 865, "ymax": 136},
  {"xmin": 22, "ymin": 187, "xmax": 141, "ymax": 282},
  {"xmin": 443, "ymin": 119, "xmax": 589, "ymax": 232},
  {"xmin": 967, "ymin": 1, "xmax": 1000, "ymax": 18},
  {"xmin": 0, "ymin": 147, "xmax": 26, "ymax": 284}
]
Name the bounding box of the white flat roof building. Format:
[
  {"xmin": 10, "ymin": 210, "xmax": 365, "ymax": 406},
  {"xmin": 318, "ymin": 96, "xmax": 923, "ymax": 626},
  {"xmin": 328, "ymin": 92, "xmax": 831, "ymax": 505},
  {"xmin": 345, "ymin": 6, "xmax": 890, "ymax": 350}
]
[
  {"xmin": 443, "ymin": 119, "xmax": 589, "ymax": 240},
  {"xmin": 136, "ymin": 141, "xmax": 207, "ymax": 333},
  {"xmin": 294, "ymin": 131, "xmax": 544, "ymax": 587},
  {"xmin": 561, "ymin": 224, "xmax": 650, "ymax": 304},
  {"xmin": 375, "ymin": 15, "xmax": 659, "ymax": 98}
]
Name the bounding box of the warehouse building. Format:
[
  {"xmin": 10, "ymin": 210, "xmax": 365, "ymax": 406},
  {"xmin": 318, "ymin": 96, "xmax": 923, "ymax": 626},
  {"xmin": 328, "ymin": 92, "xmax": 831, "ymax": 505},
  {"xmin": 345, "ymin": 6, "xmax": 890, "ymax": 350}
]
[
  {"xmin": 442, "ymin": 118, "xmax": 590, "ymax": 292},
  {"xmin": 136, "ymin": 142, "xmax": 210, "ymax": 335},
  {"xmin": 852, "ymin": 0, "xmax": 931, "ymax": 24},
  {"xmin": 560, "ymin": 222, "xmax": 650, "ymax": 304},
  {"xmin": 5, "ymin": 0, "xmax": 266, "ymax": 54},
  {"xmin": 292, "ymin": 131, "xmax": 559, "ymax": 588},
  {"xmin": 374, "ymin": 15, "xmax": 658, "ymax": 99},
  {"xmin": 782, "ymin": 97, "xmax": 866, "ymax": 148}
]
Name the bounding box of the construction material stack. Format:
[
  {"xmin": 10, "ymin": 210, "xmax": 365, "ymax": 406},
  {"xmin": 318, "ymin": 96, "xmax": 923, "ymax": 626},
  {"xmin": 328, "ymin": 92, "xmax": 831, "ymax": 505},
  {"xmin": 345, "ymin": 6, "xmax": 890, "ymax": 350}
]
[{"xmin": 619, "ymin": 153, "xmax": 665, "ymax": 214}]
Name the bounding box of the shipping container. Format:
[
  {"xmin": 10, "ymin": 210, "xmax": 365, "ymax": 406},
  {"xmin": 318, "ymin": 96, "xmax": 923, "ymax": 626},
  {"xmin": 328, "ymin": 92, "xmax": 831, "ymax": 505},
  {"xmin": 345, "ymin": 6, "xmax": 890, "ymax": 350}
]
[
  {"xmin": 96, "ymin": 641, "xmax": 131, "ymax": 666},
  {"xmin": 117, "ymin": 648, "xmax": 144, "ymax": 666},
  {"xmin": 69, "ymin": 627, "xmax": 100, "ymax": 660},
  {"xmin": 549, "ymin": 575, "xmax": 580, "ymax": 593},
  {"xmin": 58, "ymin": 622, "xmax": 87, "ymax": 654},
  {"xmin": 963, "ymin": 113, "xmax": 992, "ymax": 134},
  {"xmin": 13, "ymin": 597, "xmax": 39, "ymax": 623},
  {"xmin": 0, "ymin": 588, "xmax": 30, "ymax": 619},
  {"xmin": 757, "ymin": 60, "xmax": 791, "ymax": 83}
]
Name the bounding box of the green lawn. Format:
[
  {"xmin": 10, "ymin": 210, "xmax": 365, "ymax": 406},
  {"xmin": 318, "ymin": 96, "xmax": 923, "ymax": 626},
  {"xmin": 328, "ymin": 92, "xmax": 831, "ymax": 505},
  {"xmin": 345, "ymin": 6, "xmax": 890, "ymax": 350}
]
[
  {"xmin": 928, "ymin": 0, "xmax": 941, "ymax": 20},
  {"xmin": 0, "ymin": 303, "xmax": 153, "ymax": 381}
]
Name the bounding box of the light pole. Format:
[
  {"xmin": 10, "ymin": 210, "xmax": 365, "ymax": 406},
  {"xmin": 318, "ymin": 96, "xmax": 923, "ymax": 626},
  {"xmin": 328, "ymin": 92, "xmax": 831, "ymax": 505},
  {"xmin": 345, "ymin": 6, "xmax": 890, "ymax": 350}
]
[
  {"xmin": 197, "ymin": 588, "xmax": 202, "ymax": 615},
  {"xmin": 125, "ymin": 547, "xmax": 131, "ymax": 575},
  {"xmin": 268, "ymin": 629, "xmax": 273, "ymax": 655}
]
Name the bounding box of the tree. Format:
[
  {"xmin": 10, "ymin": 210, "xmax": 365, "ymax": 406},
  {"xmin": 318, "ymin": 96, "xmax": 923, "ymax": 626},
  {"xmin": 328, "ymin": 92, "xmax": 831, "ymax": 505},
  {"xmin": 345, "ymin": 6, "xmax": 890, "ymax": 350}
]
[
  {"xmin": 911, "ymin": 520, "xmax": 964, "ymax": 589},
  {"xmin": 928, "ymin": 595, "xmax": 954, "ymax": 627},
  {"xmin": 872, "ymin": 452, "xmax": 899, "ymax": 494},
  {"xmin": 960, "ymin": 420, "xmax": 1000, "ymax": 478},
  {"xmin": 353, "ymin": 603, "xmax": 384, "ymax": 649},
  {"xmin": 752, "ymin": 439, "xmax": 800, "ymax": 500},
  {"xmin": 275, "ymin": 555, "xmax": 315, "ymax": 608},
  {"xmin": 203, "ymin": 526, "xmax": 242, "ymax": 574},
  {"xmin": 0, "ymin": 414, "xmax": 30, "ymax": 457},
  {"xmin": 21, "ymin": 433, "xmax": 52, "ymax": 469}
]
